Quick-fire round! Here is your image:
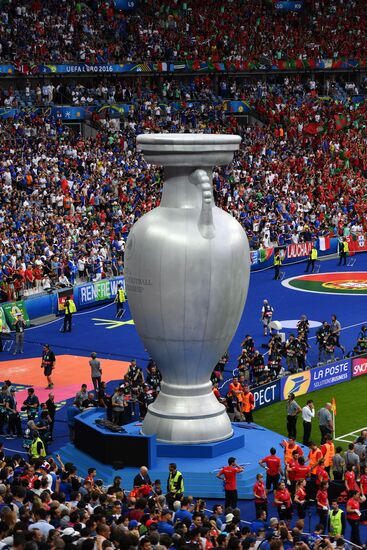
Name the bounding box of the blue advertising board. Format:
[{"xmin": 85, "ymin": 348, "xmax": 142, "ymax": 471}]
[
  {"xmin": 253, "ymin": 379, "xmax": 280, "ymax": 410},
  {"xmin": 75, "ymin": 276, "xmax": 124, "ymax": 309},
  {"xmin": 274, "ymin": 1, "xmax": 304, "ymax": 11},
  {"xmin": 281, "ymin": 359, "xmax": 351, "ymax": 400},
  {"xmin": 115, "ymin": 0, "xmax": 138, "ymax": 9}
]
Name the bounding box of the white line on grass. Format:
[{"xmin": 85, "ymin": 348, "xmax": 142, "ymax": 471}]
[{"xmin": 335, "ymin": 426, "xmax": 367, "ymax": 442}]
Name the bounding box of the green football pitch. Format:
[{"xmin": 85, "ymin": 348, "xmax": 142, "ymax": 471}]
[{"xmin": 254, "ymin": 376, "xmax": 367, "ymax": 447}]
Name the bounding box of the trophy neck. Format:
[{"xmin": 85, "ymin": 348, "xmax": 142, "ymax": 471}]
[{"xmin": 160, "ymin": 166, "xmax": 211, "ymax": 209}]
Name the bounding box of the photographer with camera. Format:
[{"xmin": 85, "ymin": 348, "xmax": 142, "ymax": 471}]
[{"xmin": 22, "ymin": 387, "xmax": 40, "ymax": 421}]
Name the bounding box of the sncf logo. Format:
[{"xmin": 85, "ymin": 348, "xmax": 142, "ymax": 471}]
[{"xmin": 352, "ymin": 359, "xmax": 367, "ymax": 378}]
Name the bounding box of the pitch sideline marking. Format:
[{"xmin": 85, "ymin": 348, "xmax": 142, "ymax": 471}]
[{"xmin": 335, "ymin": 425, "xmax": 367, "ymax": 442}]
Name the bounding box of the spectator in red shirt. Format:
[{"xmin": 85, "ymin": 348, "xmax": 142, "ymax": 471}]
[
  {"xmin": 315, "ymin": 458, "xmax": 329, "ymax": 486},
  {"xmin": 293, "ymin": 456, "xmax": 311, "ymax": 482},
  {"xmin": 84, "ymin": 467, "xmax": 96, "ymax": 487},
  {"xmin": 345, "ymin": 464, "xmax": 358, "ymax": 493},
  {"xmin": 253, "ymin": 473, "xmax": 267, "ymax": 519},
  {"xmin": 294, "ymin": 479, "xmax": 307, "ymax": 519},
  {"xmin": 346, "ymin": 490, "xmax": 362, "ymax": 546},
  {"xmin": 359, "ymin": 465, "xmax": 367, "ymax": 496},
  {"xmin": 316, "ymin": 480, "xmax": 329, "ymax": 531},
  {"xmin": 259, "ymin": 447, "xmax": 283, "ymax": 491},
  {"xmin": 216, "ymin": 456, "xmax": 244, "ymax": 510},
  {"xmin": 274, "ymin": 480, "xmax": 292, "ymax": 522},
  {"xmin": 286, "ymin": 449, "xmax": 301, "ymax": 495}
]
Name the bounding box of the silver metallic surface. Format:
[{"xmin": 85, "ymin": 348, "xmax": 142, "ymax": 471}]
[{"xmin": 125, "ymin": 134, "xmax": 250, "ymax": 444}]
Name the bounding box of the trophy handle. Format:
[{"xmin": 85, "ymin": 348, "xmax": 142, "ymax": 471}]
[{"xmin": 189, "ymin": 169, "xmax": 216, "ymax": 239}]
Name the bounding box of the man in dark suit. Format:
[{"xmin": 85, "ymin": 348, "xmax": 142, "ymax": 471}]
[{"xmin": 133, "ymin": 466, "xmax": 151, "ymax": 488}]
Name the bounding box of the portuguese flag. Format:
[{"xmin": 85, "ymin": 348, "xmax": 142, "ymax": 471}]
[
  {"xmin": 334, "ymin": 114, "xmax": 349, "ymax": 130},
  {"xmin": 303, "ymin": 122, "xmax": 326, "ymax": 135}
]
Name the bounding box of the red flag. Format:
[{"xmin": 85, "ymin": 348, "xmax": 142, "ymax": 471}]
[
  {"xmin": 303, "ymin": 122, "xmax": 326, "ymax": 135},
  {"xmin": 331, "ymin": 397, "xmax": 337, "ymax": 416}
]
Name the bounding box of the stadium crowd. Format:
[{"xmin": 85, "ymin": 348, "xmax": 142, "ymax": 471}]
[
  {"xmin": 0, "ymin": 0, "xmax": 367, "ymax": 64},
  {"xmin": 1, "ymin": 1, "xmax": 367, "ymax": 547},
  {"xmin": 0, "ymin": 423, "xmax": 365, "ymax": 549},
  {"xmin": 1, "ymin": 75, "xmax": 367, "ymax": 302}
]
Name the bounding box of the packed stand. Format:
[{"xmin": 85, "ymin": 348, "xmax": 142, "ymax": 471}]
[
  {"xmin": 2, "ymin": 75, "xmax": 367, "ymax": 301},
  {"xmin": 1, "ymin": 0, "xmax": 367, "ymax": 64}
]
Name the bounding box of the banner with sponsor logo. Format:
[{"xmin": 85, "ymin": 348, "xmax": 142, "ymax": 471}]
[
  {"xmin": 1, "ymin": 300, "xmax": 31, "ymax": 330},
  {"xmin": 0, "ymin": 307, "xmax": 10, "ymax": 333},
  {"xmin": 253, "ymin": 379, "xmax": 280, "ymax": 410},
  {"xmin": 287, "ymin": 242, "xmax": 312, "ymax": 259},
  {"xmin": 281, "ymin": 358, "xmax": 351, "ymax": 400},
  {"xmin": 352, "ymin": 356, "xmax": 367, "ymax": 378},
  {"xmin": 75, "ymin": 277, "xmax": 124, "ymax": 309},
  {"xmin": 1, "ymin": 58, "xmax": 367, "ymax": 76}
]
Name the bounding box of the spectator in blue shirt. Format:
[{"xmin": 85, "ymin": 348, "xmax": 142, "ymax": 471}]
[
  {"xmin": 173, "ymin": 497, "xmax": 193, "ymax": 523},
  {"xmin": 157, "ymin": 509, "xmax": 175, "ymax": 535}
]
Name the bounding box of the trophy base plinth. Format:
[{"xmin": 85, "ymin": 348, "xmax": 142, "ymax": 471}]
[{"xmin": 141, "ymin": 403, "xmax": 233, "ymax": 444}]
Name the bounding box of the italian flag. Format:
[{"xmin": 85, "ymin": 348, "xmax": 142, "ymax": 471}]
[{"xmin": 319, "ymin": 236, "xmax": 330, "ymax": 251}]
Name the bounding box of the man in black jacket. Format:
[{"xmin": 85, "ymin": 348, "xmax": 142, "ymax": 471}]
[{"xmin": 133, "ymin": 466, "xmax": 152, "ymax": 488}]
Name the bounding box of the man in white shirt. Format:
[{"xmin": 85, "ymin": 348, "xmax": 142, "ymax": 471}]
[
  {"xmin": 29, "ymin": 508, "xmax": 54, "ymax": 539},
  {"xmin": 302, "ymin": 399, "xmax": 315, "ymax": 446}
]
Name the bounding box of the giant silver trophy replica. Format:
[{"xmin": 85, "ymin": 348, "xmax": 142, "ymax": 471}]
[{"xmin": 124, "ymin": 134, "xmax": 250, "ymax": 444}]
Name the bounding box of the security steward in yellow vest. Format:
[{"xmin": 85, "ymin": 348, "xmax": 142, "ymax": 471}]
[
  {"xmin": 29, "ymin": 431, "xmax": 46, "ymax": 460},
  {"xmin": 62, "ymin": 297, "xmax": 76, "ymax": 333},
  {"xmin": 338, "ymin": 238, "xmax": 349, "ymax": 266},
  {"xmin": 115, "ymin": 283, "xmax": 126, "ymax": 319},
  {"xmin": 328, "ymin": 500, "xmax": 345, "ymax": 536},
  {"xmin": 273, "ymin": 252, "xmax": 282, "ymax": 280},
  {"xmin": 166, "ymin": 463, "xmax": 184, "ymax": 506},
  {"xmin": 305, "ymin": 246, "xmax": 318, "ymax": 273}
]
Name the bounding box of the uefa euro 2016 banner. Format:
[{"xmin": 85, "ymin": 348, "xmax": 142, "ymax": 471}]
[
  {"xmin": 75, "ymin": 276, "xmax": 124, "ymax": 309},
  {"xmin": 1, "ymin": 58, "xmax": 366, "ymax": 75}
]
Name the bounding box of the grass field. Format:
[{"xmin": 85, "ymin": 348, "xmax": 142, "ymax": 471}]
[{"xmin": 254, "ymin": 376, "xmax": 367, "ymax": 447}]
